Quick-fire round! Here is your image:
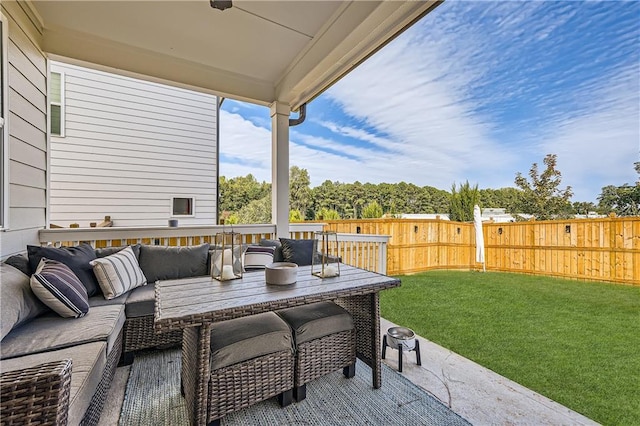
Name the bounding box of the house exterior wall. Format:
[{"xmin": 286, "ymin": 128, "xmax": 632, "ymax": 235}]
[
  {"xmin": 0, "ymin": 1, "xmax": 47, "ymax": 258},
  {"xmin": 49, "ymin": 61, "xmax": 218, "ymax": 228}
]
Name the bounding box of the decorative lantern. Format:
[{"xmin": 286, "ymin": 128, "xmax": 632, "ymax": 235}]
[
  {"xmin": 312, "ymin": 231, "xmax": 340, "ymax": 278},
  {"xmin": 211, "ymin": 231, "xmax": 243, "ymax": 281}
]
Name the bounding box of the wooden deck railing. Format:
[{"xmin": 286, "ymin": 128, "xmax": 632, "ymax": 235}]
[{"xmin": 38, "ymin": 223, "xmax": 391, "ymax": 274}]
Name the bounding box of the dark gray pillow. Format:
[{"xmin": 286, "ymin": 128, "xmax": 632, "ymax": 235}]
[
  {"xmin": 139, "ymin": 243, "xmax": 210, "ymax": 282},
  {"xmin": 279, "ymin": 238, "xmax": 315, "ymax": 266},
  {"xmin": 27, "ymin": 243, "xmax": 100, "ymax": 297},
  {"xmin": 259, "ymin": 239, "xmax": 284, "ymax": 262},
  {"xmin": 0, "ymin": 263, "xmax": 49, "ymax": 340},
  {"xmin": 95, "ymin": 244, "xmax": 141, "ymax": 259},
  {"xmin": 4, "ymin": 254, "xmax": 30, "ymax": 277}
]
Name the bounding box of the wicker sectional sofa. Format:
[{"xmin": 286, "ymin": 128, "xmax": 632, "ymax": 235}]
[{"xmin": 0, "ymin": 243, "xmax": 211, "ymax": 425}]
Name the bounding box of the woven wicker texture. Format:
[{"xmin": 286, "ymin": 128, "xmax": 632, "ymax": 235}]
[
  {"xmin": 124, "ymin": 315, "xmax": 181, "ymax": 353},
  {"xmin": 1, "ymin": 359, "xmax": 72, "ymax": 426},
  {"xmin": 295, "ymin": 329, "xmax": 356, "ymax": 386},
  {"xmin": 119, "ymin": 349, "xmax": 471, "ymax": 426},
  {"xmin": 208, "ymin": 350, "xmax": 294, "ymax": 421}
]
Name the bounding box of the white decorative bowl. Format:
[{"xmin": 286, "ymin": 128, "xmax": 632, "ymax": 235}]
[{"xmin": 265, "ymin": 262, "xmax": 298, "ymax": 285}]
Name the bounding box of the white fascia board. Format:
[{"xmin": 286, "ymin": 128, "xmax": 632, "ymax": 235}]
[{"xmin": 277, "ymin": 0, "xmax": 442, "ymax": 110}]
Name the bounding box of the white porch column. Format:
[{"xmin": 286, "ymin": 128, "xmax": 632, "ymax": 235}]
[{"xmin": 270, "ymin": 101, "xmax": 290, "ymax": 238}]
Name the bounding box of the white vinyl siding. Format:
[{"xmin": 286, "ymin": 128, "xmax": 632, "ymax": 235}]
[
  {"xmin": 49, "ymin": 61, "xmax": 217, "ymax": 227},
  {"xmin": 0, "ymin": 1, "xmax": 47, "ymax": 258}
]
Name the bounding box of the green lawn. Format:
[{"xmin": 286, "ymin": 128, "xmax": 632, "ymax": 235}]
[{"xmin": 380, "ymin": 271, "xmax": 640, "ymax": 425}]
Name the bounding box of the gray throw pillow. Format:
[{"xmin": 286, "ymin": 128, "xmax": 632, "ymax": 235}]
[
  {"xmin": 4, "ymin": 254, "xmax": 30, "ymax": 277},
  {"xmin": 279, "ymin": 238, "xmax": 315, "ymax": 266},
  {"xmin": 139, "ymin": 243, "xmax": 210, "ymax": 282},
  {"xmin": 0, "ymin": 263, "xmax": 49, "ymax": 340},
  {"xmin": 259, "ymin": 239, "xmax": 284, "ymax": 262},
  {"xmin": 27, "ymin": 243, "xmax": 100, "ymax": 297}
]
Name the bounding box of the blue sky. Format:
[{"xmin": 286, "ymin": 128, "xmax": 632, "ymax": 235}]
[{"xmin": 220, "ymin": 1, "xmax": 640, "ymax": 204}]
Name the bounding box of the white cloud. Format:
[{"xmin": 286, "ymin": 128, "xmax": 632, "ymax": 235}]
[
  {"xmin": 540, "ymin": 64, "xmax": 640, "ymax": 200},
  {"xmin": 218, "ymin": 110, "xmax": 271, "ymax": 182}
]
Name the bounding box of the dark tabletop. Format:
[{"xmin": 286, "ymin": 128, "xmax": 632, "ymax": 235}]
[{"xmin": 154, "ymin": 264, "xmax": 400, "ymax": 332}]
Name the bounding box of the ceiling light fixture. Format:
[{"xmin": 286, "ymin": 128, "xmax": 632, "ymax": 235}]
[{"xmin": 210, "ymin": 0, "xmax": 232, "ymax": 11}]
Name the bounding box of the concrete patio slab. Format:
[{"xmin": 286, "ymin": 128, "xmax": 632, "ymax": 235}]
[{"xmin": 380, "ymin": 318, "xmax": 600, "ymax": 425}]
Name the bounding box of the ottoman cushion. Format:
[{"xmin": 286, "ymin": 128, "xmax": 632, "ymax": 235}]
[
  {"xmin": 276, "ymin": 301, "xmax": 354, "ymax": 345},
  {"xmin": 210, "ymin": 312, "xmax": 292, "ymax": 370}
]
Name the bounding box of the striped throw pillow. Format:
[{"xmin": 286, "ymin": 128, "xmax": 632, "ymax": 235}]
[
  {"xmin": 90, "ymin": 246, "xmax": 147, "ymax": 299},
  {"xmin": 30, "ymin": 258, "xmax": 90, "ymax": 318},
  {"xmin": 243, "ymin": 245, "xmax": 276, "ymax": 270}
]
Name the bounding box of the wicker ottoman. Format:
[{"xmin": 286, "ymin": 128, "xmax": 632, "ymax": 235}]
[
  {"xmin": 276, "ymin": 301, "xmax": 356, "ymax": 402},
  {"xmin": 207, "ymin": 312, "xmax": 295, "ymax": 426}
]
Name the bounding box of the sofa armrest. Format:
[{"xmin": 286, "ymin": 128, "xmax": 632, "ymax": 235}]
[{"xmin": 1, "ymin": 359, "xmax": 72, "ymax": 425}]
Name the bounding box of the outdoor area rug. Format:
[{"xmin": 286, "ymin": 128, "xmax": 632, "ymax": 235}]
[{"xmin": 120, "ymin": 349, "xmax": 470, "ymax": 425}]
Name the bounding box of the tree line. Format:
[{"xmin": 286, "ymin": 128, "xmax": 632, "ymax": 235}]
[{"xmin": 219, "ymin": 155, "xmax": 640, "ymax": 224}]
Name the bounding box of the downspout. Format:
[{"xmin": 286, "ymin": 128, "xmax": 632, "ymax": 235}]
[{"xmin": 289, "ymin": 103, "xmax": 306, "ymax": 127}]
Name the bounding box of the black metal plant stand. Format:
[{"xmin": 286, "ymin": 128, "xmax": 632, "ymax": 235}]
[{"xmin": 382, "ymin": 328, "xmax": 422, "ymax": 372}]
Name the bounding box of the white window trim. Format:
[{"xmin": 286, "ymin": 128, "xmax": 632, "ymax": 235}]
[
  {"xmin": 49, "ymin": 70, "xmax": 65, "ymax": 137},
  {"xmin": 171, "ymin": 196, "xmax": 196, "ymax": 218},
  {"xmin": 1, "ymin": 12, "xmax": 9, "ymax": 230}
]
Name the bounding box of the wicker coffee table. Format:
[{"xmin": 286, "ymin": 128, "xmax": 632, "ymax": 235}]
[{"xmin": 154, "ymin": 264, "xmax": 400, "ymax": 426}]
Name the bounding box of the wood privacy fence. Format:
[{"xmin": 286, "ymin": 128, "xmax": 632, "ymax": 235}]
[{"xmin": 321, "ymin": 216, "xmax": 640, "ymax": 286}]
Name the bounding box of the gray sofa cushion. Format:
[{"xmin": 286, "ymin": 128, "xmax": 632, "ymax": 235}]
[
  {"xmin": 276, "ymin": 301, "xmax": 354, "ymax": 345},
  {"xmin": 210, "ymin": 312, "xmax": 292, "ymax": 370},
  {"xmin": 0, "ymin": 263, "xmax": 48, "ymax": 340},
  {"xmin": 88, "ymin": 292, "xmax": 128, "ymax": 307},
  {"xmin": 124, "ymin": 283, "xmax": 156, "ymax": 318},
  {"xmin": 139, "ymin": 244, "xmax": 209, "ymax": 283},
  {"xmin": 0, "ymin": 304, "xmax": 125, "ymax": 359},
  {"xmin": 95, "ymin": 244, "xmax": 141, "ymax": 259},
  {"xmin": 0, "ymin": 341, "xmax": 107, "ymax": 426},
  {"xmin": 4, "ymin": 253, "xmax": 30, "ymax": 276},
  {"xmin": 27, "ymin": 243, "xmax": 100, "ymax": 296}
]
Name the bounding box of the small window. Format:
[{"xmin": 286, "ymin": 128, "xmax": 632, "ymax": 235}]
[
  {"xmin": 49, "ymin": 71, "xmax": 64, "ymax": 136},
  {"xmin": 172, "ymin": 197, "xmax": 195, "ymax": 216}
]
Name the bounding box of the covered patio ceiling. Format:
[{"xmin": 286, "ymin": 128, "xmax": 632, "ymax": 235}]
[{"xmin": 29, "ymin": 0, "xmax": 441, "ymax": 110}]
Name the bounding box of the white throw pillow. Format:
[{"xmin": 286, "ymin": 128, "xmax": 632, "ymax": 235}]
[
  {"xmin": 90, "ymin": 246, "xmax": 147, "ymax": 299},
  {"xmin": 243, "ymin": 245, "xmax": 276, "ymax": 270}
]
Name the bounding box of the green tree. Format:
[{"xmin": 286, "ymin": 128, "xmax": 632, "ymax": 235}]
[
  {"xmin": 289, "ymin": 166, "xmax": 312, "ymax": 217},
  {"xmin": 362, "ymin": 201, "xmax": 383, "ymax": 218},
  {"xmin": 219, "ymin": 174, "xmax": 270, "ymax": 213},
  {"xmin": 597, "ymin": 162, "xmax": 640, "ymax": 217},
  {"xmin": 572, "ymin": 201, "xmax": 597, "ymax": 215},
  {"xmin": 478, "ymin": 187, "xmax": 523, "ymax": 212},
  {"xmin": 514, "ymin": 154, "xmax": 573, "ymax": 220},
  {"xmin": 289, "ymin": 209, "xmax": 303, "ymax": 222},
  {"xmin": 315, "ymin": 207, "xmax": 340, "ymax": 220},
  {"xmin": 236, "ymin": 195, "xmax": 271, "ymax": 224},
  {"xmin": 449, "ymin": 181, "xmax": 479, "ymax": 222},
  {"xmin": 223, "ymin": 213, "xmax": 239, "ymax": 224}
]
